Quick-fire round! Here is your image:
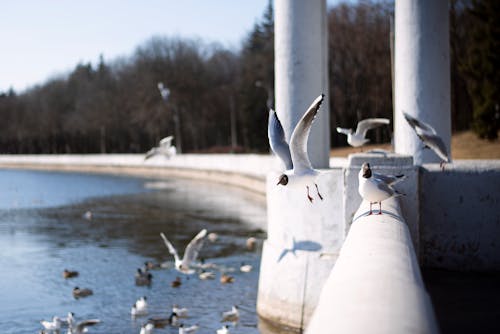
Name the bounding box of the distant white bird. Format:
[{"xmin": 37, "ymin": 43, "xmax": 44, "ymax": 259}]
[
  {"xmin": 336, "ymin": 118, "xmax": 390, "ymax": 147},
  {"xmin": 207, "ymin": 232, "xmax": 218, "ymax": 242},
  {"xmin": 172, "ymin": 305, "xmax": 188, "ymax": 318},
  {"xmin": 198, "ymin": 270, "xmax": 216, "ymax": 280},
  {"xmin": 221, "ymin": 305, "xmax": 239, "ymax": 323},
  {"xmin": 217, "ymin": 325, "xmax": 230, "ymax": 334},
  {"xmin": 268, "ymin": 94, "xmax": 325, "ymax": 203},
  {"xmin": 145, "ymin": 136, "xmax": 177, "ymax": 160},
  {"xmin": 246, "ymin": 237, "xmax": 257, "ymax": 251},
  {"xmin": 131, "ymin": 297, "xmax": 148, "ymax": 317},
  {"xmin": 40, "ymin": 316, "xmax": 62, "ymax": 331},
  {"xmin": 178, "ymin": 324, "xmax": 199, "ymax": 334},
  {"xmin": 160, "ymin": 229, "xmax": 207, "ymax": 274},
  {"xmin": 66, "ymin": 312, "xmax": 75, "ymax": 329},
  {"xmin": 140, "ymin": 323, "xmax": 154, "ymax": 334},
  {"xmin": 358, "ymin": 163, "xmax": 404, "ymax": 215},
  {"xmin": 83, "ymin": 210, "xmax": 92, "ymax": 220},
  {"xmin": 240, "ymin": 263, "xmax": 253, "ymax": 273},
  {"xmin": 67, "ymin": 319, "xmax": 100, "ymax": 334},
  {"xmin": 403, "ymin": 112, "xmax": 451, "ymax": 168}
]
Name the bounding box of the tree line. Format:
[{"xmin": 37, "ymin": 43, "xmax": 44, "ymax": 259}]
[{"xmin": 0, "ymin": 0, "xmax": 496, "ymax": 154}]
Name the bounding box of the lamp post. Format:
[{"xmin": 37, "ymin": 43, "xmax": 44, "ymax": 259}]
[{"xmin": 157, "ymin": 82, "xmax": 182, "ymax": 153}]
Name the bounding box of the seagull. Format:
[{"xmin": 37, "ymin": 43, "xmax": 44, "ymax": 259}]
[
  {"xmin": 72, "ymin": 287, "xmax": 93, "ymax": 298},
  {"xmin": 217, "ymin": 325, "xmax": 230, "ymax": 334},
  {"xmin": 63, "ymin": 269, "xmax": 79, "ymax": 279},
  {"xmin": 358, "ymin": 163, "xmax": 404, "ymax": 215},
  {"xmin": 268, "ymin": 94, "xmax": 325, "ymax": 203},
  {"xmin": 160, "ymin": 229, "xmax": 207, "ymax": 274},
  {"xmin": 403, "ymin": 112, "xmax": 451, "ymax": 168},
  {"xmin": 198, "ymin": 270, "xmax": 215, "ymax": 280},
  {"xmin": 221, "ymin": 305, "xmax": 239, "ymax": 323},
  {"xmin": 246, "ymin": 237, "xmax": 257, "ymax": 251},
  {"xmin": 131, "ymin": 297, "xmax": 148, "ymax": 317},
  {"xmin": 145, "ymin": 136, "xmax": 177, "ymax": 160},
  {"xmin": 240, "ymin": 263, "xmax": 253, "ymax": 273},
  {"xmin": 140, "ymin": 323, "xmax": 155, "ymax": 334},
  {"xmin": 67, "ymin": 319, "xmax": 100, "ymax": 334},
  {"xmin": 40, "ymin": 316, "xmax": 62, "ymax": 331},
  {"xmin": 207, "ymin": 232, "xmax": 218, "ymax": 242},
  {"xmin": 336, "ymin": 118, "xmax": 390, "ymax": 147},
  {"xmin": 178, "ymin": 324, "xmax": 199, "ymax": 334},
  {"xmin": 172, "ymin": 305, "xmax": 188, "ymax": 318}
]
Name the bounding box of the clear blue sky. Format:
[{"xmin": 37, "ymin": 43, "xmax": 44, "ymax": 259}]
[{"xmin": 1, "ymin": 0, "xmax": 344, "ymax": 93}]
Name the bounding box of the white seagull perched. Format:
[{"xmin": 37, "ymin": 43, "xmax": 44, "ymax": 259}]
[
  {"xmin": 160, "ymin": 229, "xmax": 207, "ymax": 274},
  {"xmin": 403, "ymin": 112, "xmax": 451, "ymax": 168},
  {"xmin": 336, "ymin": 118, "xmax": 390, "ymax": 148},
  {"xmin": 140, "ymin": 323, "xmax": 154, "ymax": 334},
  {"xmin": 131, "ymin": 297, "xmax": 148, "ymax": 317},
  {"xmin": 145, "ymin": 136, "xmax": 177, "ymax": 160},
  {"xmin": 358, "ymin": 162, "xmax": 404, "ymax": 215},
  {"xmin": 268, "ymin": 94, "xmax": 325, "ymax": 203},
  {"xmin": 40, "ymin": 316, "xmax": 62, "ymax": 332},
  {"xmin": 178, "ymin": 324, "xmax": 199, "ymax": 334}
]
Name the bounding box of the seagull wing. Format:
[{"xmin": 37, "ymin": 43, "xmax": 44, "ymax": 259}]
[
  {"xmin": 289, "ymin": 94, "xmax": 324, "ymax": 174},
  {"xmin": 336, "ymin": 127, "xmax": 351, "ymax": 136},
  {"xmin": 182, "ymin": 229, "xmax": 207, "ymax": 267},
  {"xmin": 376, "ymin": 179, "xmax": 396, "ymax": 197},
  {"xmin": 144, "ymin": 148, "xmax": 158, "ymax": 160},
  {"xmin": 421, "ymin": 133, "xmax": 450, "ymax": 162},
  {"xmin": 355, "ymin": 118, "xmax": 390, "ymax": 138},
  {"xmin": 268, "ymin": 109, "xmax": 293, "ymax": 170},
  {"xmin": 403, "ymin": 112, "xmax": 436, "ymax": 135},
  {"xmin": 160, "ymin": 233, "xmax": 181, "ymax": 263},
  {"xmin": 373, "ymin": 172, "xmax": 406, "ymax": 186},
  {"xmin": 159, "ymin": 136, "xmax": 174, "ymax": 148}
]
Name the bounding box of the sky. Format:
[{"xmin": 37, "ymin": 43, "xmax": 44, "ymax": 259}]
[{"xmin": 0, "ymin": 0, "xmax": 343, "ymax": 93}]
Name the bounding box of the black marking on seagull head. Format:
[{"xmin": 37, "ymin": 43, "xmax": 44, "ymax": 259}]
[
  {"xmin": 277, "ymin": 174, "xmax": 288, "ymax": 186},
  {"xmin": 362, "ymin": 163, "xmax": 372, "ymax": 178}
]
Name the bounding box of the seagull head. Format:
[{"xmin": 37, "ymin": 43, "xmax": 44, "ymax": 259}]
[
  {"xmin": 361, "ymin": 163, "xmax": 372, "ymax": 179},
  {"xmin": 277, "ymin": 174, "xmax": 288, "ymax": 186}
]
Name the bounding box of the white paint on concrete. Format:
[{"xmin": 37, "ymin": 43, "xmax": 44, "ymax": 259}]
[
  {"xmin": 257, "ymin": 169, "xmax": 344, "ymax": 328},
  {"xmin": 306, "ymin": 198, "xmax": 439, "ymax": 334},
  {"xmin": 394, "ymin": 0, "xmax": 451, "ymax": 165},
  {"xmin": 274, "ymin": 0, "xmax": 330, "ymax": 168}
]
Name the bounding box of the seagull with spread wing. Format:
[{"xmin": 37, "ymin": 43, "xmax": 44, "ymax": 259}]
[
  {"xmin": 403, "ymin": 112, "xmax": 450, "ymax": 169},
  {"xmin": 336, "ymin": 118, "xmax": 390, "ymax": 148},
  {"xmin": 268, "ymin": 94, "xmax": 325, "ymax": 203},
  {"xmin": 145, "ymin": 136, "xmax": 177, "ymax": 160},
  {"xmin": 160, "ymin": 229, "xmax": 207, "ymax": 274}
]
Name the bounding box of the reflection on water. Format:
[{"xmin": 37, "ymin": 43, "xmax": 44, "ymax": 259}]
[{"xmin": 0, "ymin": 169, "xmax": 267, "ymax": 334}]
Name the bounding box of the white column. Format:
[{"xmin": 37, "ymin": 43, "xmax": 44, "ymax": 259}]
[
  {"xmin": 274, "ymin": 0, "xmax": 330, "ymax": 168},
  {"xmin": 394, "ymin": 0, "xmax": 451, "ymax": 165}
]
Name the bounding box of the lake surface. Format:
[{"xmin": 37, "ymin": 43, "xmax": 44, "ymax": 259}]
[{"xmin": 0, "ymin": 169, "xmax": 268, "ymax": 334}]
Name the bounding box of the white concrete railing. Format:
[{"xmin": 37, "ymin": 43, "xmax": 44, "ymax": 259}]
[{"xmin": 306, "ymin": 198, "xmax": 439, "ymax": 334}]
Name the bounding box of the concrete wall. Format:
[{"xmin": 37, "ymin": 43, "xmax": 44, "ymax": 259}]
[
  {"xmin": 306, "ymin": 198, "xmax": 439, "ymax": 334},
  {"xmin": 420, "ymin": 161, "xmax": 500, "ymax": 271}
]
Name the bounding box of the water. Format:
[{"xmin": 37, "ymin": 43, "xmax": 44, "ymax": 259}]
[{"xmin": 0, "ymin": 169, "xmax": 267, "ymax": 334}]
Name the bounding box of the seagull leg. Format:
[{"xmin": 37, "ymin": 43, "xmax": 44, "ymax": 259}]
[
  {"xmin": 369, "ymin": 202, "xmax": 373, "ymax": 215},
  {"xmin": 315, "ymin": 184, "xmax": 323, "ymax": 200},
  {"xmin": 378, "ymin": 202, "xmax": 382, "ymax": 215},
  {"xmin": 440, "ymin": 161, "xmax": 446, "ymax": 171},
  {"xmin": 306, "ymin": 186, "xmax": 314, "ymax": 203}
]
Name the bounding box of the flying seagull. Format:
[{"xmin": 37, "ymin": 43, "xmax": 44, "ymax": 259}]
[
  {"xmin": 358, "ymin": 162, "xmax": 404, "ymax": 215},
  {"xmin": 403, "ymin": 112, "xmax": 450, "ymax": 168},
  {"xmin": 145, "ymin": 136, "xmax": 177, "ymax": 160},
  {"xmin": 160, "ymin": 229, "xmax": 207, "ymax": 274},
  {"xmin": 268, "ymin": 94, "xmax": 325, "ymax": 203},
  {"xmin": 67, "ymin": 319, "xmax": 101, "ymax": 334},
  {"xmin": 336, "ymin": 118, "xmax": 390, "ymax": 148}
]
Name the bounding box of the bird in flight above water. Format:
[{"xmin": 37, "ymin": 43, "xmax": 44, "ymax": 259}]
[
  {"xmin": 268, "ymin": 94, "xmax": 325, "ymax": 203},
  {"xmin": 160, "ymin": 229, "xmax": 207, "ymax": 274},
  {"xmin": 145, "ymin": 135, "xmax": 177, "ymax": 160},
  {"xmin": 336, "ymin": 118, "xmax": 390, "ymax": 148}
]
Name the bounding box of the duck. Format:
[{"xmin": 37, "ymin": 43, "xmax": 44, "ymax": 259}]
[
  {"xmin": 171, "ymin": 276, "xmax": 182, "ymax": 288},
  {"xmin": 147, "ymin": 312, "xmax": 178, "ymax": 328},
  {"xmin": 135, "ymin": 268, "xmax": 153, "ymax": 286},
  {"xmin": 220, "ymin": 274, "xmax": 235, "ymax": 284},
  {"xmin": 63, "ymin": 269, "xmax": 79, "ymax": 279},
  {"xmin": 72, "ymin": 287, "xmax": 93, "ymax": 298}
]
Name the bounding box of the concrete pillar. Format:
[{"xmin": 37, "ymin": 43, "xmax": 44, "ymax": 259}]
[
  {"xmin": 274, "ymin": 0, "xmax": 330, "ymax": 168},
  {"xmin": 394, "ymin": 0, "xmax": 451, "ymax": 165}
]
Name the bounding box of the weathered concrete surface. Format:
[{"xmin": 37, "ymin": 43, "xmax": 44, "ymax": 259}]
[
  {"xmin": 394, "ymin": 0, "xmax": 451, "ymax": 164},
  {"xmin": 257, "ymin": 169, "xmax": 344, "ymax": 329},
  {"xmin": 306, "ymin": 198, "xmax": 439, "ymax": 334},
  {"xmin": 420, "ymin": 161, "xmax": 500, "ymax": 271}
]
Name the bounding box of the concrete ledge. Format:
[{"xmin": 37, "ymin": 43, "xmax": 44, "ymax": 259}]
[{"xmin": 306, "ymin": 198, "xmax": 438, "ymax": 334}]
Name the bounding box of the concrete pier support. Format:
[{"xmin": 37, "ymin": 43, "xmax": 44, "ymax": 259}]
[
  {"xmin": 394, "ymin": 0, "xmax": 451, "ymax": 165},
  {"xmin": 306, "ymin": 198, "xmax": 439, "ymax": 334},
  {"xmin": 274, "ymin": 0, "xmax": 330, "ymax": 168}
]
